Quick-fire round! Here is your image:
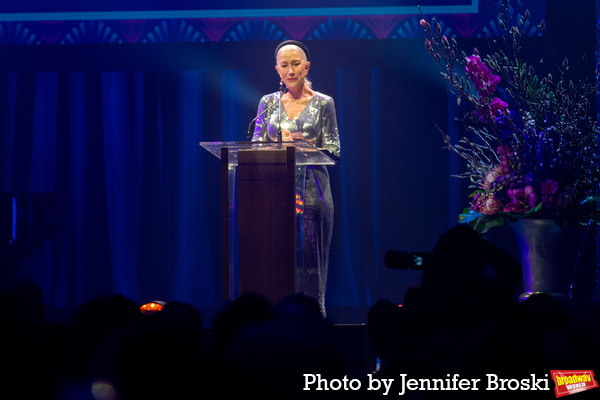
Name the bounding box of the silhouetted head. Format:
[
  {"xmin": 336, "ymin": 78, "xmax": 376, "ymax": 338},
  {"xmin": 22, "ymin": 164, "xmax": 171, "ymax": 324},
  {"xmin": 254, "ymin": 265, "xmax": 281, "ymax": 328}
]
[
  {"xmin": 519, "ymin": 293, "xmax": 568, "ymax": 334},
  {"xmin": 367, "ymin": 299, "xmax": 405, "ymax": 360},
  {"xmin": 67, "ymin": 294, "xmax": 145, "ymax": 373},
  {"xmin": 423, "ymin": 225, "xmax": 486, "ymax": 289},
  {"xmin": 278, "ymin": 293, "xmax": 322, "ymax": 316},
  {"xmin": 1, "ymin": 277, "xmax": 45, "ymax": 332},
  {"xmin": 209, "ymin": 293, "xmax": 275, "ymax": 358}
]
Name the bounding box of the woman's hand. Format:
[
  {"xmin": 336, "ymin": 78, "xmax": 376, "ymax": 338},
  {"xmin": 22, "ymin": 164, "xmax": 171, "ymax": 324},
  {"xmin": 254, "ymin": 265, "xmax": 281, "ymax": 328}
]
[
  {"xmin": 281, "ymin": 129, "xmax": 293, "ymax": 141},
  {"xmin": 281, "ymin": 130, "xmax": 303, "ymax": 141}
]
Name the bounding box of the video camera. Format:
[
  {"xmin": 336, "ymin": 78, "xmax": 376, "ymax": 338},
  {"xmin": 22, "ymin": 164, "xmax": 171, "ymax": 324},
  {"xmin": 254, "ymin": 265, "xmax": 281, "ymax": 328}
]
[{"xmin": 384, "ymin": 251, "xmax": 431, "ymax": 270}]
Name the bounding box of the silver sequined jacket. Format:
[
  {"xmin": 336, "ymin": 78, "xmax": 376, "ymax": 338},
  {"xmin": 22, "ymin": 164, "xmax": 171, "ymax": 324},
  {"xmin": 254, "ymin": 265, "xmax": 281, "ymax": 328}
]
[{"xmin": 252, "ymin": 91, "xmax": 341, "ymax": 157}]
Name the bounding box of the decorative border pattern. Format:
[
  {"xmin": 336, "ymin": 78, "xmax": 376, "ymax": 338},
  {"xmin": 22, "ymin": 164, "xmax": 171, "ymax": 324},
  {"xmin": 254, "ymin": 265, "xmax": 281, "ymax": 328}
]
[
  {"xmin": 0, "ymin": 2, "xmax": 479, "ymax": 21},
  {"xmin": 0, "ymin": 1, "xmax": 543, "ymax": 44}
]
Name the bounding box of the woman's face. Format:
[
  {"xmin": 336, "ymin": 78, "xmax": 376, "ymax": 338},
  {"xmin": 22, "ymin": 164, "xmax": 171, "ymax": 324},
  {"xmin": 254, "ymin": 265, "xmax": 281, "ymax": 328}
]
[{"xmin": 275, "ymin": 46, "xmax": 310, "ymax": 90}]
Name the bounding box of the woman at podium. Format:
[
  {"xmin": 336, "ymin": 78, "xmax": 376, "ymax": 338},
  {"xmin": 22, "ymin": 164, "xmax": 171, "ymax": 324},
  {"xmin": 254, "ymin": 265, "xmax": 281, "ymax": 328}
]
[{"xmin": 252, "ymin": 40, "xmax": 341, "ymax": 316}]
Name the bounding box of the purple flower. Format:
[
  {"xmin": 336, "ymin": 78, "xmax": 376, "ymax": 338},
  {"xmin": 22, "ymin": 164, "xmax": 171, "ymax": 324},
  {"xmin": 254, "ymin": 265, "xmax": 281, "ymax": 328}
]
[
  {"xmin": 525, "ymin": 186, "xmax": 537, "ymax": 209},
  {"xmin": 464, "ymin": 54, "xmax": 501, "ymax": 97},
  {"xmin": 478, "ymin": 97, "xmax": 510, "ymax": 123},
  {"xmin": 497, "ymin": 146, "xmax": 515, "ymax": 174},
  {"xmin": 524, "ymin": 171, "xmax": 535, "ymax": 185},
  {"xmin": 470, "ymin": 192, "xmax": 483, "ymax": 211},
  {"xmin": 489, "ymin": 97, "xmax": 509, "ymax": 118},
  {"xmin": 541, "ymin": 179, "xmax": 562, "ymax": 206},
  {"xmin": 503, "ymin": 185, "xmax": 536, "ymax": 213}
]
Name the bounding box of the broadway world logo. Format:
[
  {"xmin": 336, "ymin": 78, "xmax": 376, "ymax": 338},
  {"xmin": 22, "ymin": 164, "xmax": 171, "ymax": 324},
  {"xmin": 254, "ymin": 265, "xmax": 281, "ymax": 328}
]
[{"xmin": 551, "ymin": 370, "xmax": 599, "ymax": 397}]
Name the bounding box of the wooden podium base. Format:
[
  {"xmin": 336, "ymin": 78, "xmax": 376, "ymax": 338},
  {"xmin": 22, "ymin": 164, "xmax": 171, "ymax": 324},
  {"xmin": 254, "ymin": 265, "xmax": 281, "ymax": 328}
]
[{"xmin": 222, "ymin": 146, "xmax": 296, "ymax": 305}]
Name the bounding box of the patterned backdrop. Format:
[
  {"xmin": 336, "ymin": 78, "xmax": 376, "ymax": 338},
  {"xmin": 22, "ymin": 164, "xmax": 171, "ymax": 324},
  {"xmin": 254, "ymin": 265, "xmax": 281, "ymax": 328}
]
[{"xmin": 0, "ymin": 0, "xmax": 545, "ymax": 44}]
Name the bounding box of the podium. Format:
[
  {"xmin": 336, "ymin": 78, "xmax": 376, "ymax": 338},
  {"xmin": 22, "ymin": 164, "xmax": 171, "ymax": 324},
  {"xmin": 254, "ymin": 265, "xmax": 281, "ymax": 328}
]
[{"xmin": 200, "ymin": 140, "xmax": 336, "ymax": 305}]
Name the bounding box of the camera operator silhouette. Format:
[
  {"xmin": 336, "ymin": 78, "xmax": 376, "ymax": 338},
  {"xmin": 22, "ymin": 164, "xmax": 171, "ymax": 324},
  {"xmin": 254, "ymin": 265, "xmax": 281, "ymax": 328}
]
[{"xmin": 371, "ymin": 225, "xmax": 523, "ymax": 381}]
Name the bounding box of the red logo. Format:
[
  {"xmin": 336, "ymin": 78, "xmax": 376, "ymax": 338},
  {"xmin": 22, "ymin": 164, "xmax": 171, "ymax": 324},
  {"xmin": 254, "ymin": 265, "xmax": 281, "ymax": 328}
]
[{"xmin": 550, "ymin": 370, "xmax": 599, "ymax": 397}]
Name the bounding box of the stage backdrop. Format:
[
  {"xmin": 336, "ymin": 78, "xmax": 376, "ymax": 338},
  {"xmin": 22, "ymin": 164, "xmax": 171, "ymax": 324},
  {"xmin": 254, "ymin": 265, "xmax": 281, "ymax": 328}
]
[{"xmin": 1, "ymin": 1, "xmax": 596, "ymax": 322}]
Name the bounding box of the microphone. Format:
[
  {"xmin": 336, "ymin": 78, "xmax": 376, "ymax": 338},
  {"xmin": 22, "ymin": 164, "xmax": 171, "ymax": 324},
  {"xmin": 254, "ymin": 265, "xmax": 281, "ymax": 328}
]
[{"xmin": 247, "ymin": 87, "xmax": 289, "ymax": 142}]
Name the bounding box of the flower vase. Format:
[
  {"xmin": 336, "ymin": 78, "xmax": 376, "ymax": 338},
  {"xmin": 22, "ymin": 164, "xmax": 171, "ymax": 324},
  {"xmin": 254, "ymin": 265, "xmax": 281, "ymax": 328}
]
[{"xmin": 510, "ymin": 219, "xmax": 565, "ymax": 303}]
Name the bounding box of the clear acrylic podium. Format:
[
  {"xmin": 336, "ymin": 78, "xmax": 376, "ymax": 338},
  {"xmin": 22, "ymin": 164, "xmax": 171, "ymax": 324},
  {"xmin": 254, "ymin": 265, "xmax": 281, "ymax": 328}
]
[{"xmin": 200, "ymin": 140, "xmax": 337, "ymax": 305}]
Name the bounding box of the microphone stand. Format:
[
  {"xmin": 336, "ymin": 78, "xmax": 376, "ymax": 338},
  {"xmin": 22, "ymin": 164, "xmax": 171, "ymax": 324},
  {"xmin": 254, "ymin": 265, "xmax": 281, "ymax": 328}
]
[
  {"xmin": 277, "ymin": 87, "xmax": 284, "ymax": 142},
  {"xmin": 247, "ymin": 87, "xmax": 289, "ymax": 142}
]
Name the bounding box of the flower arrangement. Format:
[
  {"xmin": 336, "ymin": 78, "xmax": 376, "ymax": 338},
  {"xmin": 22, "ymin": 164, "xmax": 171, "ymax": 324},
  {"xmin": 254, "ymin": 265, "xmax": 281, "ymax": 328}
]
[{"xmin": 419, "ymin": 1, "xmax": 600, "ymax": 233}]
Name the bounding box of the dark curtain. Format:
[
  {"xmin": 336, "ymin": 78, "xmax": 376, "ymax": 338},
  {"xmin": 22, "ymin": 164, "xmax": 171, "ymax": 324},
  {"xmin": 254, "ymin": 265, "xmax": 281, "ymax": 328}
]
[
  {"xmin": 0, "ymin": 41, "xmax": 469, "ymax": 322},
  {"xmin": 1, "ymin": 70, "xmax": 224, "ymax": 316}
]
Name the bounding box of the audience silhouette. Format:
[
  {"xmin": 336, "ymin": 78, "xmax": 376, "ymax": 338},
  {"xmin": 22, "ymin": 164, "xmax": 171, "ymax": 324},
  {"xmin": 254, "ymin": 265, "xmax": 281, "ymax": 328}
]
[
  {"xmin": 367, "ymin": 225, "xmax": 599, "ymax": 399},
  {"xmin": 1, "ymin": 225, "xmax": 599, "ymax": 399}
]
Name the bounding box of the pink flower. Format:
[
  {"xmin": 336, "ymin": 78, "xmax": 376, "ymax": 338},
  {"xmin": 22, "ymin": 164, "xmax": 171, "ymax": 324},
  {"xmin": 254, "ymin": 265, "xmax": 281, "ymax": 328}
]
[
  {"xmin": 481, "ymin": 197, "xmax": 504, "ymax": 215},
  {"xmin": 471, "ymin": 192, "xmax": 504, "ymax": 215},
  {"xmin": 420, "ymin": 19, "xmax": 430, "ymax": 28},
  {"xmin": 425, "ymin": 39, "xmax": 434, "ymax": 55},
  {"xmin": 481, "ymin": 165, "xmax": 507, "ymax": 190}
]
